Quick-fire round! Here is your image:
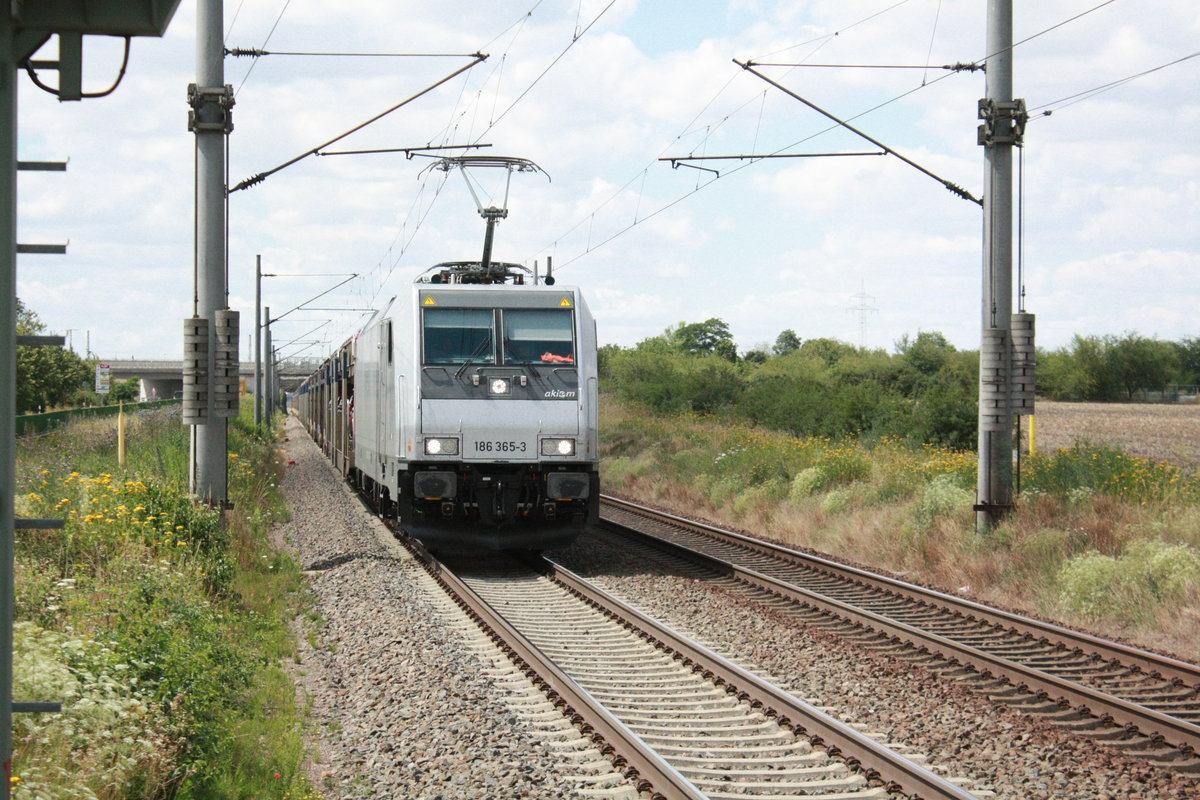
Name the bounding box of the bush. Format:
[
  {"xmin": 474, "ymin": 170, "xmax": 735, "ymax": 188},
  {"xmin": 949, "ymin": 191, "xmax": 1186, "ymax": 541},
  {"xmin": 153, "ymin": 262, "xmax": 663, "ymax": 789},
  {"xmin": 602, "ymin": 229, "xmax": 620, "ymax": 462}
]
[
  {"xmin": 1058, "ymin": 540, "xmax": 1200, "ymax": 621},
  {"xmin": 13, "ymin": 403, "xmax": 313, "ymax": 799},
  {"xmin": 1025, "ymin": 444, "xmax": 1199, "ymax": 503},
  {"xmin": 820, "ymin": 488, "xmax": 854, "ymax": 515},
  {"xmin": 790, "ymin": 467, "xmax": 826, "ymax": 500},
  {"xmin": 731, "ymin": 480, "xmax": 786, "ymax": 518},
  {"xmin": 13, "ymin": 622, "xmax": 177, "ymax": 800},
  {"xmin": 816, "ymin": 446, "xmax": 871, "ymax": 487},
  {"xmin": 912, "ymin": 475, "xmax": 974, "ymax": 530}
]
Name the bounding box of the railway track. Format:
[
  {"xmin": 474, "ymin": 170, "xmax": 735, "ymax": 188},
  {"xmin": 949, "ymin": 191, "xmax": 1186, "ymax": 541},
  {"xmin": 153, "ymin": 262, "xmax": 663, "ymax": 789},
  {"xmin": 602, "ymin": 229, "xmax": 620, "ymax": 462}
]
[
  {"xmin": 408, "ymin": 542, "xmax": 982, "ymax": 800},
  {"xmin": 597, "ymin": 495, "xmax": 1200, "ymax": 774}
]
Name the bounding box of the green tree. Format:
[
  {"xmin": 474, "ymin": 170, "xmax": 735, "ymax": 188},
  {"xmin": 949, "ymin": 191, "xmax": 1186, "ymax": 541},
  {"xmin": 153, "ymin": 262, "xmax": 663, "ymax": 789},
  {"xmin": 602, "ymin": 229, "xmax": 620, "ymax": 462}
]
[
  {"xmin": 772, "ymin": 329, "xmax": 801, "ymax": 356},
  {"xmin": 896, "ymin": 331, "xmax": 954, "ymax": 376},
  {"xmin": 740, "ymin": 346, "xmax": 769, "ymax": 365},
  {"xmin": 1172, "ymin": 337, "xmax": 1200, "ymax": 387},
  {"xmin": 608, "ymin": 338, "xmax": 687, "ymax": 413},
  {"xmin": 109, "ymin": 376, "xmax": 141, "ymax": 403},
  {"xmin": 735, "ymin": 353, "xmax": 833, "ymax": 437},
  {"xmin": 677, "ymin": 355, "xmax": 742, "ymax": 413},
  {"xmin": 1107, "ymin": 333, "xmax": 1178, "ymax": 400},
  {"xmin": 671, "ymin": 318, "xmax": 737, "ymax": 362},
  {"xmin": 797, "ymin": 337, "xmax": 855, "ymax": 367},
  {"xmin": 16, "ymin": 299, "xmax": 91, "ymax": 414},
  {"xmin": 597, "ymin": 342, "xmax": 623, "ymax": 381}
]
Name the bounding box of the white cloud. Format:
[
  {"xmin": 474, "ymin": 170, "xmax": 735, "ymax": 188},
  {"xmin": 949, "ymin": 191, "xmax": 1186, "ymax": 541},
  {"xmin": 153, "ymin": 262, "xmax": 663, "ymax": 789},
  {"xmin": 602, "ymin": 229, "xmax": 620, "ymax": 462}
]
[{"xmin": 11, "ymin": 0, "xmax": 1198, "ymax": 363}]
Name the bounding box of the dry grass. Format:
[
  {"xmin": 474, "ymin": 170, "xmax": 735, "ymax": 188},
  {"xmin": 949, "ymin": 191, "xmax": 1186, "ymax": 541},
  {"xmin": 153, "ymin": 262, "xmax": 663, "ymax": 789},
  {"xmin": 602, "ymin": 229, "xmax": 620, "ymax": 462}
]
[
  {"xmin": 1029, "ymin": 401, "xmax": 1200, "ymax": 471},
  {"xmin": 601, "ymin": 399, "xmax": 1200, "ymax": 664}
]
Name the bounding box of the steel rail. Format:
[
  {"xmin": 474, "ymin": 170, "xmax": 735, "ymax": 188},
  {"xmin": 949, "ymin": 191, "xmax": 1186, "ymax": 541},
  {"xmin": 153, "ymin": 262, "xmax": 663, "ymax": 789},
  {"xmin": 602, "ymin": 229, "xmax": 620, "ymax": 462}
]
[
  {"xmin": 599, "ymin": 496, "xmax": 1200, "ymax": 757},
  {"xmin": 405, "ymin": 541, "xmax": 707, "ymax": 800},
  {"xmin": 602, "ymin": 495, "xmax": 1200, "ymax": 687},
  {"xmin": 542, "ymin": 558, "xmax": 981, "ymax": 800}
]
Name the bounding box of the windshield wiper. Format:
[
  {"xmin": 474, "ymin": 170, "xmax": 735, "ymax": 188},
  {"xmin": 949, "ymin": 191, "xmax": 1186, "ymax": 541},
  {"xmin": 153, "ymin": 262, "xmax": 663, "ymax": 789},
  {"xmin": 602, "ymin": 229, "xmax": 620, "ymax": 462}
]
[{"xmin": 454, "ymin": 337, "xmax": 493, "ymax": 379}]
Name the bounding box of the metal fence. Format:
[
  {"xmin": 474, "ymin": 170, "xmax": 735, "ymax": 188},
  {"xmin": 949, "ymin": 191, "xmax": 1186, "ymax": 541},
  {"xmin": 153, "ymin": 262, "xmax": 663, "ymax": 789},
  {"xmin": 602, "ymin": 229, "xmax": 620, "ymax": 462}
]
[{"xmin": 15, "ymin": 399, "xmax": 182, "ymax": 437}]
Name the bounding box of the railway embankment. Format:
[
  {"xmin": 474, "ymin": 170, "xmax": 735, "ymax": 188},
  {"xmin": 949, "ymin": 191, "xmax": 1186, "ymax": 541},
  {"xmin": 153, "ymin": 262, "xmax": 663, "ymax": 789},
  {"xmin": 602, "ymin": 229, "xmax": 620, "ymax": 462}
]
[{"xmin": 599, "ymin": 399, "xmax": 1200, "ymax": 665}]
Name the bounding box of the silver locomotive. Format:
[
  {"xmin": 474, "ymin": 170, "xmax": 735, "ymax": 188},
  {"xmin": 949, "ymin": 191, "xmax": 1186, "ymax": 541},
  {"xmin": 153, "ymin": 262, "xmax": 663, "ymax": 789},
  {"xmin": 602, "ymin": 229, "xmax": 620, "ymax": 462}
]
[{"xmin": 297, "ymin": 260, "xmax": 600, "ymax": 550}]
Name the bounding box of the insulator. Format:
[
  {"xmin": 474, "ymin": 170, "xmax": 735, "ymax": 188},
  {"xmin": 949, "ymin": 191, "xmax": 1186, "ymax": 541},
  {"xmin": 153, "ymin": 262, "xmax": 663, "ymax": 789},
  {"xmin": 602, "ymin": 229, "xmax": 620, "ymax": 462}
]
[
  {"xmin": 182, "ymin": 317, "xmax": 209, "ymax": 425},
  {"xmin": 1011, "ymin": 312, "xmax": 1036, "ymax": 415},
  {"xmin": 979, "ymin": 327, "xmax": 1009, "ymax": 432},
  {"xmin": 213, "ymin": 309, "xmax": 241, "ymax": 418}
]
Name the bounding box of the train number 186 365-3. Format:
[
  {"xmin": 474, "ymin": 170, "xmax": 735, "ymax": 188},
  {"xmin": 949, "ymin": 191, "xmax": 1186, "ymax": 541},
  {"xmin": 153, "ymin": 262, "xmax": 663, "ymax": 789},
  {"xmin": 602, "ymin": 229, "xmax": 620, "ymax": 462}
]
[{"xmin": 473, "ymin": 440, "xmax": 528, "ymax": 454}]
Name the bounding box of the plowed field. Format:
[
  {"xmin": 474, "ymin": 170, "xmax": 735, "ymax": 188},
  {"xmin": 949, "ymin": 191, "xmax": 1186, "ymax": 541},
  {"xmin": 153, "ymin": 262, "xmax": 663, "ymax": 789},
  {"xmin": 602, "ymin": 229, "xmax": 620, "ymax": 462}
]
[{"xmin": 1029, "ymin": 401, "xmax": 1200, "ymax": 471}]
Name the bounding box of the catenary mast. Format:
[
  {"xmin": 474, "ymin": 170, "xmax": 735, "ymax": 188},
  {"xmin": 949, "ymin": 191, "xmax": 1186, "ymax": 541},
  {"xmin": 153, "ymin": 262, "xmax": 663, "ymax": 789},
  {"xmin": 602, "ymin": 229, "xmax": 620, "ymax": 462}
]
[{"xmin": 976, "ymin": 0, "xmax": 1027, "ymax": 532}]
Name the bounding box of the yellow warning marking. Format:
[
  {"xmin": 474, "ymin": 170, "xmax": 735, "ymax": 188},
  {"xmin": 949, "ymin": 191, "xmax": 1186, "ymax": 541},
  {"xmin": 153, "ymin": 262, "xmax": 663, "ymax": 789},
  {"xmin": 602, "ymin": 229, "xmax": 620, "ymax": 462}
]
[
  {"xmin": 559, "ymin": 297, "xmax": 573, "ymax": 307},
  {"xmin": 423, "ymin": 296, "xmax": 437, "ymax": 306}
]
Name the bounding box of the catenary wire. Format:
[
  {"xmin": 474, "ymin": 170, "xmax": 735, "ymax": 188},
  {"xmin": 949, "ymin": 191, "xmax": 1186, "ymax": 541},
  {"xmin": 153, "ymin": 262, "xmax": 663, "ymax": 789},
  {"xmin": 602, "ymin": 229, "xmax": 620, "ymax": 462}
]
[
  {"xmin": 754, "ymin": 0, "xmax": 916, "ymax": 61},
  {"xmin": 922, "ymin": 0, "xmax": 944, "ymax": 85},
  {"xmin": 473, "ymin": 0, "xmax": 618, "ymax": 141},
  {"xmin": 353, "ymin": 0, "xmax": 547, "ymax": 309},
  {"xmin": 233, "ymin": 0, "xmax": 293, "ymax": 97},
  {"xmin": 1028, "ymin": 49, "xmax": 1200, "ymax": 116},
  {"xmin": 224, "ymin": 0, "xmax": 248, "ymax": 47},
  {"xmin": 353, "ymin": 0, "xmax": 611, "ymax": 313},
  {"xmin": 538, "ymin": 1, "xmax": 1132, "ymax": 272},
  {"xmin": 226, "ymin": 49, "xmax": 481, "ymax": 58},
  {"xmin": 535, "ymin": 1, "xmax": 955, "ymax": 269}
]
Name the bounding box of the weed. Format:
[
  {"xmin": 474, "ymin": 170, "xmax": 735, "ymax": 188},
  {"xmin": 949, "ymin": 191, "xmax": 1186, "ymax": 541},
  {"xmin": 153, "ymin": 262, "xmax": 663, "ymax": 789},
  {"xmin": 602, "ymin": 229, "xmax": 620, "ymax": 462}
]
[
  {"xmin": 13, "ymin": 402, "xmax": 318, "ymax": 800},
  {"xmin": 789, "ymin": 467, "xmax": 825, "ymax": 499},
  {"xmin": 912, "ymin": 475, "xmax": 974, "ymax": 530}
]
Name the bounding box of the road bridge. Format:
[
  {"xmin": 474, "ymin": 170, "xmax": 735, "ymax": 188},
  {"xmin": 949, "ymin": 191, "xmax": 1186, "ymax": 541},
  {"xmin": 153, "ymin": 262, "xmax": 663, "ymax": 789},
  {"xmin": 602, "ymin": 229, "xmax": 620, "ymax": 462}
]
[{"xmin": 104, "ymin": 358, "xmax": 320, "ymax": 401}]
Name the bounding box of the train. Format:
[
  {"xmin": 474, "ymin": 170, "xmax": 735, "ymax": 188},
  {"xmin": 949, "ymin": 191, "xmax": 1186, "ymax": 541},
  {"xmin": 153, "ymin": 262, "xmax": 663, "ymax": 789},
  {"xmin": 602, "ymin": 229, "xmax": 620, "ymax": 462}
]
[{"xmin": 295, "ymin": 259, "xmax": 600, "ymax": 551}]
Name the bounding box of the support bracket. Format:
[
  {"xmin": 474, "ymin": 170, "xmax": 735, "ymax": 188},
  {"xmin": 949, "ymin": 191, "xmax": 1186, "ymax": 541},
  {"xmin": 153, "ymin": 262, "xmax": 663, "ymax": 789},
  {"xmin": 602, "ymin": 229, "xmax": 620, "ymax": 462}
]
[
  {"xmin": 187, "ymin": 83, "xmax": 234, "ymax": 134},
  {"xmin": 977, "ymin": 98, "xmax": 1027, "ymax": 147}
]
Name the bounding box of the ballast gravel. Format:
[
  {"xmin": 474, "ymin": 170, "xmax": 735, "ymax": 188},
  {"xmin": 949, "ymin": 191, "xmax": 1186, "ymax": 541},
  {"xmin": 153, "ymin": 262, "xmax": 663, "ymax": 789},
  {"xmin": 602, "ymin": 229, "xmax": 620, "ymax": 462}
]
[
  {"xmin": 550, "ymin": 533, "xmax": 1200, "ymax": 800},
  {"xmin": 272, "ymin": 417, "xmax": 634, "ymax": 799}
]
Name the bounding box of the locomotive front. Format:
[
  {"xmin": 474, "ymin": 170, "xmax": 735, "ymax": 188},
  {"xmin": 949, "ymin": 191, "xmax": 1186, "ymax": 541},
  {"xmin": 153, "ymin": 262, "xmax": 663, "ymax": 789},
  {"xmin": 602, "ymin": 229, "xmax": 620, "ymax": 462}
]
[{"xmin": 399, "ymin": 273, "xmax": 599, "ymax": 549}]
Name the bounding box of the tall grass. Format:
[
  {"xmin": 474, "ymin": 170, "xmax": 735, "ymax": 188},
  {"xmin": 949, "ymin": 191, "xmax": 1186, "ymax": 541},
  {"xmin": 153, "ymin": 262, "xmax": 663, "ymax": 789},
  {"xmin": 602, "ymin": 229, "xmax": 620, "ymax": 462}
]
[
  {"xmin": 13, "ymin": 404, "xmax": 319, "ymax": 799},
  {"xmin": 601, "ymin": 398, "xmax": 1200, "ymax": 659}
]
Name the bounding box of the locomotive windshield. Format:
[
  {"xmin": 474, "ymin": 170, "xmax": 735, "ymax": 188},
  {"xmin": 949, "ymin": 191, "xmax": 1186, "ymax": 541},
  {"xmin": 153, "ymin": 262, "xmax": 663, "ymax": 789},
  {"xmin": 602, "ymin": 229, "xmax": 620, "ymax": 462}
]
[
  {"xmin": 503, "ymin": 309, "xmax": 575, "ymax": 365},
  {"xmin": 422, "ymin": 306, "xmax": 576, "ymax": 366},
  {"xmin": 423, "ymin": 308, "xmax": 495, "ymax": 365}
]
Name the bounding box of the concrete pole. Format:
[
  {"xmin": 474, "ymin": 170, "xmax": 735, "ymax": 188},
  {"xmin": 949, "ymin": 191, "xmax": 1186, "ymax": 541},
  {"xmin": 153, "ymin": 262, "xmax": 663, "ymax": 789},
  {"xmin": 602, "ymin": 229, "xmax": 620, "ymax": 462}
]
[
  {"xmin": 977, "ymin": 0, "xmax": 1015, "ymax": 532},
  {"xmin": 189, "ymin": 0, "xmax": 228, "ymax": 504},
  {"xmin": 254, "ymin": 255, "xmax": 262, "ymax": 428},
  {"xmin": 0, "ymin": 22, "xmax": 17, "ymax": 795}
]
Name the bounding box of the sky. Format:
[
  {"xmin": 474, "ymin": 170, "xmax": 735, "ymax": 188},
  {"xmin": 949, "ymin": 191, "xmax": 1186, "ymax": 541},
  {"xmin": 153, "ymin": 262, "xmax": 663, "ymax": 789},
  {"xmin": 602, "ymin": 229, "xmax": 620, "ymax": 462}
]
[{"xmin": 14, "ymin": 0, "xmax": 1199, "ymax": 362}]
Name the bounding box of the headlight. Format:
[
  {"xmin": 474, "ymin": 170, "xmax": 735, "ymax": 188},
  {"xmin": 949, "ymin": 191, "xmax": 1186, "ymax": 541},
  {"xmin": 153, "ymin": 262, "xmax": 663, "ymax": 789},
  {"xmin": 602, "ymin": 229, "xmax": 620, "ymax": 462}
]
[
  {"xmin": 424, "ymin": 437, "xmax": 459, "ymax": 456},
  {"xmin": 541, "ymin": 438, "xmax": 575, "ymax": 456},
  {"xmin": 489, "ymin": 377, "xmax": 510, "ymax": 395}
]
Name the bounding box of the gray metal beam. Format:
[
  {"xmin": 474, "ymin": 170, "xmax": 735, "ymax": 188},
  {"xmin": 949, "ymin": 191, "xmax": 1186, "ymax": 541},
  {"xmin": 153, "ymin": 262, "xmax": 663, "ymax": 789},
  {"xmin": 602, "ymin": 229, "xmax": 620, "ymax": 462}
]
[
  {"xmin": 15, "ymin": 243, "xmax": 66, "ymax": 254},
  {"xmin": 254, "ymin": 255, "xmax": 262, "ymax": 427},
  {"xmin": 16, "ymin": 161, "xmax": 67, "ymax": 171},
  {"xmin": 0, "ymin": 18, "xmax": 17, "ymax": 792},
  {"xmin": 15, "ymin": 334, "xmax": 64, "ymax": 346},
  {"xmin": 12, "ymin": 0, "xmax": 183, "ymax": 37}
]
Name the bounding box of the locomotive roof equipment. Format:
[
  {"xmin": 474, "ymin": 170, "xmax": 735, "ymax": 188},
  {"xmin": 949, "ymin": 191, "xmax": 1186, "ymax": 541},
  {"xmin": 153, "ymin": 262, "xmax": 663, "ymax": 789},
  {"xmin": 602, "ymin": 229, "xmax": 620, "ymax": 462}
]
[{"xmin": 422, "ymin": 155, "xmax": 549, "ymax": 273}]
